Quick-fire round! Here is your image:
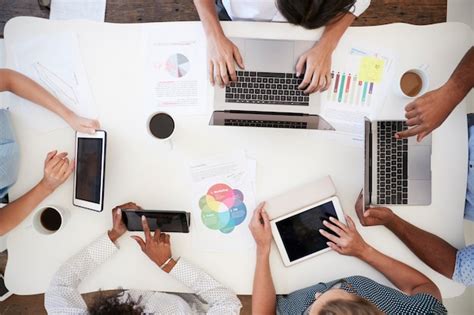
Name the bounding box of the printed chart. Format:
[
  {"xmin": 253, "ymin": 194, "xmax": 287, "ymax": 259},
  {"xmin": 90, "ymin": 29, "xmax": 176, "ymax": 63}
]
[
  {"xmin": 199, "ymin": 183, "xmax": 247, "ymax": 234},
  {"xmin": 327, "ymin": 72, "xmax": 375, "ymax": 107},
  {"xmin": 166, "ymin": 53, "xmax": 190, "ymax": 78}
]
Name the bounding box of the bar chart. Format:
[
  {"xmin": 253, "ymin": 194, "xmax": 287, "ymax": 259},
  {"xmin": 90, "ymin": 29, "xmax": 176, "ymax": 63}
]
[{"xmin": 326, "ymin": 71, "xmax": 375, "ymax": 106}]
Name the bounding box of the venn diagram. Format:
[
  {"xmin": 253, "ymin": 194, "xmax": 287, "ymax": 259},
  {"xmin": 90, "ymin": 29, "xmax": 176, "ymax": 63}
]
[{"xmin": 199, "ymin": 183, "xmax": 247, "ymax": 234}]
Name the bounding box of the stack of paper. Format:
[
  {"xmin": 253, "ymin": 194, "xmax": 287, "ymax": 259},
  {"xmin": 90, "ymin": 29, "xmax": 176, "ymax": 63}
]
[{"xmin": 189, "ymin": 151, "xmax": 256, "ymax": 252}]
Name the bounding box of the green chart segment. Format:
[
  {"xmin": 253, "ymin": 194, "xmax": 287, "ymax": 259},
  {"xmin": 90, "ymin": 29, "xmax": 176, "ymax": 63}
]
[{"xmin": 327, "ymin": 71, "xmax": 374, "ymax": 106}]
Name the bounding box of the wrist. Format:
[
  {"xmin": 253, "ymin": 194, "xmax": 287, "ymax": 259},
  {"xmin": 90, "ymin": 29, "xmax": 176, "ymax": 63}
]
[
  {"xmin": 107, "ymin": 230, "xmax": 123, "ymax": 243},
  {"xmin": 159, "ymin": 258, "xmax": 177, "ymax": 273},
  {"xmin": 37, "ymin": 179, "xmax": 55, "ymax": 195},
  {"xmin": 442, "ymin": 80, "xmax": 466, "ymax": 110},
  {"xmin": 385, "ymin": 213, "xmax": 402, "ymax": 232},
  {"xmin": 256, "ymin": 245, "xmax": 271, "ymax": 258},
  {"xmin": 357, "ymin": 244, "xmax": 374, "ymax": 261}
]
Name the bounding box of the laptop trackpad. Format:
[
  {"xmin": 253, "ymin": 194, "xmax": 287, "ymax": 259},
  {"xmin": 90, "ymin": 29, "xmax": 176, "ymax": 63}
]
[
  {"xmin": 408, "ymin": 146, "xmax": 431, "ymax": 180},
  {"xmin": 244, "ymin": 39, "xmax": 294, "ymax": 73}
]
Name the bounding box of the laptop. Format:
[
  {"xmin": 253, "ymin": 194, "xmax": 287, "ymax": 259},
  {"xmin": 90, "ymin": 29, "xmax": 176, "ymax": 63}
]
[
  {"xmin": 364, "ymin": 117, "xmax": 432, "ymax": 208},
  {"xmin": 210, "ymin": 37, "xmax": 334, "ymax": 130}
]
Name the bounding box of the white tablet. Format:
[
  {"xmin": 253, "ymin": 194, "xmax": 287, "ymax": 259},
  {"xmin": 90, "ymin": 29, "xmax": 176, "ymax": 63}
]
[
  {"xmin": 270, "ymin": 196, "xmax": 346, "ymax": 267},
  {"xmin": 73, "ymin": 130, "xmax": 107, "ymax": 212}
]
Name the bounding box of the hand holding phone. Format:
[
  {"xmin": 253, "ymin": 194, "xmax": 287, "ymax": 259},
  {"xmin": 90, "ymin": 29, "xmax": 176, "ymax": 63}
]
[{"xmin": 122, "ymin": 209, "xmax": 190, "ymax": 233}]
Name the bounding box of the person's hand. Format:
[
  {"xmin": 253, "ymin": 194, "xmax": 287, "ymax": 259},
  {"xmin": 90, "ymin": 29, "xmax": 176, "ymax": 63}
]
[
  {"xmin": 207, "ymin": 34, "xmax": 244, "ymax": 87},
  {"xmin": 296, "ymin": 43, "xmax": 333, "ymax": 94},
  {"xmin": 66, "ymin": 112, "xmax": 100, "ymax": 134},
  {"xmin": 248, "ymin": 202, "xmax": 272, "ymax": 255},
  {"xmin": 39, "ymin": 150, "xmax": 74, "ymax": 193},
  {"xmin": 319, "ymin": 215, "xmax": 370, "ymax": 258},
  {"xmin": 395, "ymin": 85, "xmax": 459, "ymax": 142},
  {"xmin": 108, "ymin": 202, "xmax": 142, "ymax": 242},
  {"xmin": 354, "ymin": 191, "xmax": 394, "ymax": 227},
  {"xmin": 131, "ymin": 216, "xmax": 176, "ymax": 272}
]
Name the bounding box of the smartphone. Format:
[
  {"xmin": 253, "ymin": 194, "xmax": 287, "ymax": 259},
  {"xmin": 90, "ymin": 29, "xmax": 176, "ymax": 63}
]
[{"xmin": 122, "ymin": 209, "xmax": 190, "ymax": 233}]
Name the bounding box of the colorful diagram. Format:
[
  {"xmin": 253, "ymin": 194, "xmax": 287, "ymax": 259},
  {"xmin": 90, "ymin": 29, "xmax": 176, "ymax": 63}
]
[
  {"xmin": 327, "ymin": 71, "xmax": 375, "ymax": 106},
  {"xmin": 199, "ymin": 183, "xmax": 247, "ymax": 234},
  {"xmin": 165, "ymin": 53, "xmax": 190, "ymax": 78}
]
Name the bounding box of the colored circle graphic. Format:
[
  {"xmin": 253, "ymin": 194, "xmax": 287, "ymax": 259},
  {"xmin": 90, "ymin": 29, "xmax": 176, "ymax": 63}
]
[
  {"xmin": 165, "ymin": 53, "xmax": 190, "ymax": 78},
  {"xmin": 199, "ymin": 183, "xmax": 247, "ymax": 234}
]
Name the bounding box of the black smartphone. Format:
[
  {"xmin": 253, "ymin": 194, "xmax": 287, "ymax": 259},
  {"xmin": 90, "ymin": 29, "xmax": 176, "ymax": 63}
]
[{"xmin": 122, "ymin": 209, "xmax": 190, "ymax": 233}]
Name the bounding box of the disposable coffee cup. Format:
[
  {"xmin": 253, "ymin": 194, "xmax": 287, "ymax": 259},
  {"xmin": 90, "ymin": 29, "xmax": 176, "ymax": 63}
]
[
  {"xmin": 396, "ymin": 68, "xmax": 429, "ymax": 98},
  {"xmin": 33, "ymin": 206, "xmax": 67, "ymax": 235},
  {"xmin": 148, "ymin": 112, "xmax": 175, "ymax": 149}
]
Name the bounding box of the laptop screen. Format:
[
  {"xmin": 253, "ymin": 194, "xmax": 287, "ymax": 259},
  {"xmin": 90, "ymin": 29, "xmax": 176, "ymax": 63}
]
[{"xmin": 363, "ymin": 117, "xmax": 371, "ymax": 209}]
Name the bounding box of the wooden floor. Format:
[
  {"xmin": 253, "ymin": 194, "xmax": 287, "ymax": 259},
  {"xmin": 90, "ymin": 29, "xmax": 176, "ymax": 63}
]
[{"xmin": 0, "ymin": 0, "xmax": 446, "ymax": 314}]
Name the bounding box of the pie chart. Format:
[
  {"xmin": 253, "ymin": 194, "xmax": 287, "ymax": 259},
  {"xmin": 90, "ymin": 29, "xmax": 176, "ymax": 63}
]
[{"xmin": 165, "ymin": 53, "xmax": 190, "ymax": 78}]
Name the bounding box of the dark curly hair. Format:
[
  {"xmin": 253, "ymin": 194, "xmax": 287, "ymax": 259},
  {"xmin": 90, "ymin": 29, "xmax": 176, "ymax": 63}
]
[
  {"xmin": 88, "ymin": 291, "xmax": 144, "ymax": 315},
  {"xmin": 276, "ymin": 0, "xmax": 356, "ymax": 29}
]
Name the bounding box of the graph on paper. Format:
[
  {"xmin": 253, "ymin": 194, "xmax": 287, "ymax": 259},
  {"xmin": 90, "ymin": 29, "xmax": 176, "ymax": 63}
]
[
  {"xmin": 327, "ymin": 72, "xmax": 375, "ymax": 107},
  {"xmin": 34, "ymin": 62, "xmax": 80, "ymax": 108}
]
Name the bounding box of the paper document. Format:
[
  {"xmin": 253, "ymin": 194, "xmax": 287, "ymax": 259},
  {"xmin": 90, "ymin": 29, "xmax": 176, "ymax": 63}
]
[
  {"xmin": 190, "ymin": 152, "xmax": 257, "ymax": 252},
  {"xmin": 50, "ymin": 0, "xmax": 107, "ymax": 22},
  {"xmin": 11, "ymin": 32, "xmax": 97, "ymax": 131},
  {"xmin": 321, "ymin": 47, "xmax": 395, "ymax": 142},
  {"xmin": 143, "ymin": 24, "xmax": 208, "ymax": 117}
]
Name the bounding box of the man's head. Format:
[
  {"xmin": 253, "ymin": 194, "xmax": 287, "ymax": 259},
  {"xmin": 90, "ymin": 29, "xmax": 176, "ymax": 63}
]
[
  {"xmin": 309, "ymin": 288, "xmax": 383, "ymax": 315},
  {"xmin": 276, "ymin": 0, "xmax": 356, "ymax": 29},
  {"xmin": 88, "ymin": 292, "xmax": 143, "ymax": 315}
]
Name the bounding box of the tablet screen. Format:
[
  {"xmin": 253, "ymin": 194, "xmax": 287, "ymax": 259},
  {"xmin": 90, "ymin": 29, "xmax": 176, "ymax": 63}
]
[
  {"xmin": 275, "ymin": 201, "xmax": 338, "ymax": 262},
  {"xmin": 75, "ymin": 138, "xmax": 103, "ymax": 203}
]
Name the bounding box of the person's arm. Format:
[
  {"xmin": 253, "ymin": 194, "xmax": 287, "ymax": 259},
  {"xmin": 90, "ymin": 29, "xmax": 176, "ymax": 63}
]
[
  {"xmin": 296, "ymin": 13, "xmax": 355, "ymax": 94},
  {"xmin": 396, "ymin": 46, "xmax": 474, "ymax": 141},
  {"xmin": 0, "ymin": 68, "xmax": 99, "ymax": 133},
  {"xmin": 297, "ymin": 0, "xmax": 371, "ymax": 94},
  {"xmin": 320, "ymin": 216, "xmax": 442, "ymax": 300},
  {"xmin": 0, "ymin": 150, "xmax": 73, "ymax": 236},
  {"xmin": 249, "ymin": 202, "xmax": 276, "ymax": 314},
  {"xmin": 131, "ymin": 216, "xmax": 241, "ymax": 314},
  {"xmin": 193, "ymin": 0, "xmax": 244, "ymax": 87},
  {"xmin": 354, "ymin": 192, "xmax": 458, "ymax": 280},
  {"xmin": 45, "ymin": 204, "xmax": 129, "ymax": 313}
]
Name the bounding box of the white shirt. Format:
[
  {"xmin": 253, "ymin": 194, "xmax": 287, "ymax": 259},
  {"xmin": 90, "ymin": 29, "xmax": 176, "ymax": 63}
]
[
  {"xmin": 45, "ymin": 234, "xmax": 242, "ymax": 314},
  {"xmin": 222, "ymin": 0, "xmax": 371, "ymax": 22}
]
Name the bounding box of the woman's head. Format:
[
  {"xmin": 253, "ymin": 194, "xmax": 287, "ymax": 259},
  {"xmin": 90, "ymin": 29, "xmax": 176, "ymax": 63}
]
[
  {"xmin": 309, "ymin": 288, "xmax": 383, "ymax": 315},
  {"xmin": 88, "ymin": 291, "xmax": 144, "ymax": 315},
  {"xmin": 276, "ymin": 0, "xmax": 356, "ymax": 29}
]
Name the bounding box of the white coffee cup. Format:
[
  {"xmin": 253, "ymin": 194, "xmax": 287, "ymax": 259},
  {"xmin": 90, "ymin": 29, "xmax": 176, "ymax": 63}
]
[
  {"xmin": 396, "ymin": 68, "xmax": 429, "ymax": 98},
  {"xmin": 148, "ymin": 112, "xmax": 175, "ymax": 149},
  {"xmin": 33, "ymin": 206, "xmax": 68, "ymax": 235}
]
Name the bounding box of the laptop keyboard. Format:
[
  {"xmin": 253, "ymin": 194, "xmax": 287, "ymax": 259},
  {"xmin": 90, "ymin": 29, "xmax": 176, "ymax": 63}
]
[
  {"xmin": 224, "ymin": 119, "xmax": 307, "ymax": 129},
  {"xmin": 225, "ymin": 71, "xmax": 310, "ymax": 106},
  {"xmin": 376, "ymin": 121, "xmax": 409, "ymax": 205}
]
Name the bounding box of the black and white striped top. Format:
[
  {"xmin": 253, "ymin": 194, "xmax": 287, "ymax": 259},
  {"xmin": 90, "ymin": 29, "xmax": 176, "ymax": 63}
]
[{"xmin": 277, "ymin": 275, "xmax": 447, "ymax": 315}]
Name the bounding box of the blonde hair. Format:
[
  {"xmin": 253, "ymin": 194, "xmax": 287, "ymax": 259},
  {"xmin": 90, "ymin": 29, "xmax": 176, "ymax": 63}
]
[{"xmin": 318, "ymin": 297, "xmax": 384, "ymax": 315}]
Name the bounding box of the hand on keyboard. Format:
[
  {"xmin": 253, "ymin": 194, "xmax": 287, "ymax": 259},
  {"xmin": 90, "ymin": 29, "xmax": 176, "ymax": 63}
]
[
  {"xmin": 355, "ymin": 192, "xmax": 394, "ymax": 227},
  {"xmin": 296, "ymin": 43, "xmax": 333, "ymax": 94},
  {"xmin": 207, "ymin": 34, "xmax": 244, "ymax": 87}
]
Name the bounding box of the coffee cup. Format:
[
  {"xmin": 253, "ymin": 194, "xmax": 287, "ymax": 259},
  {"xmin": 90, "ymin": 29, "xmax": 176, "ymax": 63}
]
[
  {"xmin": 396, "ymin": 68, "xmax": 429, "ymax": 98},
  {"xmin": 148, "ymin": 112, "xmax": 175, "ymax": 149},
  {"xmin": 33, "ymin": 206, "xmax": 67, "ymax": 235}
]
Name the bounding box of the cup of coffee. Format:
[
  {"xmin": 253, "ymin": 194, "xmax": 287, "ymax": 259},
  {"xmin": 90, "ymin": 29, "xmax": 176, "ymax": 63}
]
[
  {"xmin": 148, "ymin": 112, "xmax": 175, "ymax": 140},
  {"xmin": 33, "ymin": 206, "xmax": 67, "ymax": 235},
  {"xmin": 397, "ymin": 69, "xmax": 429, "ymax": 98}
]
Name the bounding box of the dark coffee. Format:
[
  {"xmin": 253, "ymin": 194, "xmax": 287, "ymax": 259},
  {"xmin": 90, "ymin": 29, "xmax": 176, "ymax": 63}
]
[
  {"xmin": 40, "ymin": 207, "xmax": 62, "ymax": 231},
  {"xmin": 149, "ymin": 113, "xmax": 175, "ymax": 139},
  {"xmin": 400, "ymin": 71, "xmax": 423, "ymax": 97}
]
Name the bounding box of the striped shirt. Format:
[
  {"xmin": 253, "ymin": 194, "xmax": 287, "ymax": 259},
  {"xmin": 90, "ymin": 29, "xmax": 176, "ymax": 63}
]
[
  {"xmin": 277, "ymin": 275, "xmax": 447, "ymax": 315},
  {"xmin": 0, "ymin": 109, "xmax": 19, "ymax": 198}
]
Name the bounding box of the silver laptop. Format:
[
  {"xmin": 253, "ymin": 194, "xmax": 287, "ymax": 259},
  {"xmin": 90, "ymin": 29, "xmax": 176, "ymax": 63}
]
[
  {"xmin": 210, "ymin": 37, "xmax": 334, "ymax": 130},
  {"xmin": 364, "ymin": 118, "xmax": 432, "ymax": 207}
]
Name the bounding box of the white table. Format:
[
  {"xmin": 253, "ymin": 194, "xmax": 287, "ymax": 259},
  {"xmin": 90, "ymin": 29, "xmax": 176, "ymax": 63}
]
[{"xmin": 3, "ymin": 17, "xmax": 471, "ymax": 298}]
